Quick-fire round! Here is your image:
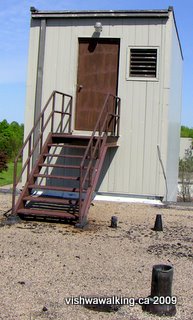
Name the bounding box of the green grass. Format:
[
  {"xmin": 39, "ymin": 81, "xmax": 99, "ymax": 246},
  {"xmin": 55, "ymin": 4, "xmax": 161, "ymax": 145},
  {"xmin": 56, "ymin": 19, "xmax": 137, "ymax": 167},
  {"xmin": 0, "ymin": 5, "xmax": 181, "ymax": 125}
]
[{"xmin": 0, "ymin": 161, "xmax": 22, "ymax": 186}]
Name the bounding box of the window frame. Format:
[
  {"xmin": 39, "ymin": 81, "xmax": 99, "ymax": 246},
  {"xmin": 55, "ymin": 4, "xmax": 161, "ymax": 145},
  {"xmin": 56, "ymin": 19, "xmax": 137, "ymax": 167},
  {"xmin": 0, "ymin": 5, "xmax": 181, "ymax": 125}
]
[{"xmin": 126, "ymin": 46, "xmax": 159, "ymax": 81}]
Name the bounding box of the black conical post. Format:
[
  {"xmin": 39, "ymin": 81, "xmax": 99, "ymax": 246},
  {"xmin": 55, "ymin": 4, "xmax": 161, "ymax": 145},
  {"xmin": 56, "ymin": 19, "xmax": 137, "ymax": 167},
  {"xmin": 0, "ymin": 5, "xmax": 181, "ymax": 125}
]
[
  {"xmin": 142, "ymin": 264, "xmax": 176, "ymax": 316},
  {"xmin": 151, "ymin": 264, "xmax": 173, "ymax": 297},
  {"xmin": 153, "ymin": 214, "xmax": 163, "ymax": 231},
  {"xmin": 110, "ymin": 216, "xmax": 118, "ymax": 228}
]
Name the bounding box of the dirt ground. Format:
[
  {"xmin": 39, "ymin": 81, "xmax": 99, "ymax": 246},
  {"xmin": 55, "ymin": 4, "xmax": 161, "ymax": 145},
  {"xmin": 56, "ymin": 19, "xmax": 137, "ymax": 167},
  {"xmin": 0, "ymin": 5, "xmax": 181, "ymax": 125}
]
[{"xmin": 0, "ymin": 193, "xmax": 192, "ymax": 320}]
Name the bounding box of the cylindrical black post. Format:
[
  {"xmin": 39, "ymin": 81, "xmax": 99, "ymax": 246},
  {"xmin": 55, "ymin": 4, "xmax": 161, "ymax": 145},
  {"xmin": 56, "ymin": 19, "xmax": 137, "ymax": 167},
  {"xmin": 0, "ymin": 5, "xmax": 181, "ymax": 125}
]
[
  {"xmin": 110, "ymin": 216, "xmax": 118, "ymax": 228},
  {"xmin": 142, "ymin": 264, "xmax": 176, "ymax": 316},
  {"xmin": 153, "ymin": 214, "xmax": 163, "ymax": 231}
]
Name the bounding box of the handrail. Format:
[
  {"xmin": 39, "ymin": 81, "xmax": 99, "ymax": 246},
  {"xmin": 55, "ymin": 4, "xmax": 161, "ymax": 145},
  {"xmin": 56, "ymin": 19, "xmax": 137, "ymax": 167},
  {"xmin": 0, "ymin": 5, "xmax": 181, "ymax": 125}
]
[
  {"xmin": 12, "ymin": 90, "xmax": 73, "ymax": 213},
  {"xmin": 79, "ymin": 93, "xmax": 121, "ymax": 221}
]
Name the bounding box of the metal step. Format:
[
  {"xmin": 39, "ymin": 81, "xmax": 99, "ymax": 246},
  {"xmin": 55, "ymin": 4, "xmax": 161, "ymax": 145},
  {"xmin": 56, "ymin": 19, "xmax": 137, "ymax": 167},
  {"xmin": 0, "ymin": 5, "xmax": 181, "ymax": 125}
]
[
  {"xmin": 28, "ymin": 184, "xmax": 83, "ymax": 192},
  {"xmin": 52, "ymin": 133, "xmax": 91, "ymax": 139},
  {"xmin": 17, "ymin": 208, "xmax": 78, "ymax": 219},
  {"xmin": 33, "ymin": 174, "xmax": 80, "ymax": 180},
  {"xmin": 23, "ymin": 195, "xmax": 79, "ymax": 205},
  {"xmin": 51, "ymin": 134, "xmax": 99, "ymax": 145},
  {"xmin": 47, "ymin": 144, "xmax": 87, "ymax": 149},
  {"xmin": 38, "ymin": 163, "xmax": 81, "ymax": 169},
  {"xmin": 43, "ymin": 154, "xmax": 83, "ymax": 159}
]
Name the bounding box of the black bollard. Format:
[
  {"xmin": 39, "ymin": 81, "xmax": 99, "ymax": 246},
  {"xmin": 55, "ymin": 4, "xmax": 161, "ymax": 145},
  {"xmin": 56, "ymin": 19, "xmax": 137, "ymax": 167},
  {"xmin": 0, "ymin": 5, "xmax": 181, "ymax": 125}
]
[
  {"xmin": 110, "ymin": 216, "xmax": 118, "ymax": 228},
  {"xmin": 153, "ymin": 214, "xmax": 163, "ymax": 231},
  {"xmin": 142, "ymin": 264, "xmax": 176, "ymax": 316}
]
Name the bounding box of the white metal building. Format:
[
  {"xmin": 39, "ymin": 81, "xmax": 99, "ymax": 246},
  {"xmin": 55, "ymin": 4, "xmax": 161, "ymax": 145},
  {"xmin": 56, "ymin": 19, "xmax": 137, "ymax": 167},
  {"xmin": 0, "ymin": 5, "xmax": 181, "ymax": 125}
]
[{"xmin": 24, "ymin": 7, "xmax": 183, "ymax": 202}]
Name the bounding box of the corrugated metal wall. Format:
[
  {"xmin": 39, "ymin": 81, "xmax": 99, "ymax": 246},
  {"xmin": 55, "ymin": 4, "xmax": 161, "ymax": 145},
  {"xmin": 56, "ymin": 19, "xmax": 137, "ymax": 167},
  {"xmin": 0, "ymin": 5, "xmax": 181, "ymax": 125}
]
[
  {"xmin": 165, "ymin": 14, "xmax": 183, "ymax": 201},
  {"xmin": 24, "ymin": 13, "xmax": 182, "ymax": 200}
]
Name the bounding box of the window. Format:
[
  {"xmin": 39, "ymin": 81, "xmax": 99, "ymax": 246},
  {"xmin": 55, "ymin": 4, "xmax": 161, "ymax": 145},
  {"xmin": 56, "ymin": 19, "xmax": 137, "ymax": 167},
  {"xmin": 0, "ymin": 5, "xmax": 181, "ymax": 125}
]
[{"xmin": 127, "ymin": 47, "xmax": 158, "ymax": 80}]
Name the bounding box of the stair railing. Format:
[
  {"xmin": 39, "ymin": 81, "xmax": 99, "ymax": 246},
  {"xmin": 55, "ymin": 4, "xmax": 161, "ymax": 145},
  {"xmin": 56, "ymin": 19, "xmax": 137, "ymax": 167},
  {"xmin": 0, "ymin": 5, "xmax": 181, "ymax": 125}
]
[
  {"xmin": 79, "ymin": 93, "xmax": 121, "ymax": 223},
  {"xmin": 12, "ymin": 90, "xmax": 73, "ymax": 213}
]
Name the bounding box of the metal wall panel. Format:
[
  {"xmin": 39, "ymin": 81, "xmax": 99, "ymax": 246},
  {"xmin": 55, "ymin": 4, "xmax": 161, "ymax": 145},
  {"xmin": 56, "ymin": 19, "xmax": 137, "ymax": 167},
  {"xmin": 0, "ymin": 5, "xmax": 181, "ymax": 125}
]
[
  {"xmin": 165, "ymin": 13, "xmax": 183, "ymax": 201},
  {"xmin": 23, "ymin": 19, "xmax": 40, "ymax": 185},
  {"xmin": 24, "ymin": 19, "xmax": 40, "ymax": 137}
]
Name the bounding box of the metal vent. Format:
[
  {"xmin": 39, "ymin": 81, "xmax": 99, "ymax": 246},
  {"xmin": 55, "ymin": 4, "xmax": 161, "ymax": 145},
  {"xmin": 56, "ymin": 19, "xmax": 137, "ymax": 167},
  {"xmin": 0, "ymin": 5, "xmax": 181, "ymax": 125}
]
[{"xmin": 130, "ymin": 48, "xmax": 157, "ymax": 78}]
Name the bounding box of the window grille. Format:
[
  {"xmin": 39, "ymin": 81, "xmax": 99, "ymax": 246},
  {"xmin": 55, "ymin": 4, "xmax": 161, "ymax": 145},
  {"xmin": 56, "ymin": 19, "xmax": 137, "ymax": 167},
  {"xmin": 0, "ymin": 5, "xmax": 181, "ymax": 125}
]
[{"xmin": 129, "ymin": 48, "xmax": 157, "ymax": 78}]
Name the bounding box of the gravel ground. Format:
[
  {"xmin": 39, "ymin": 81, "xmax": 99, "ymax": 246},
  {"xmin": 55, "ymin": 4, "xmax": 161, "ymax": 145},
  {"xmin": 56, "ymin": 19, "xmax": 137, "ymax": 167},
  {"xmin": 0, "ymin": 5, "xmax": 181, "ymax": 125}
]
[{"xmin": 0, "ymin": 193, "xmax": 192, "ymax": 320}]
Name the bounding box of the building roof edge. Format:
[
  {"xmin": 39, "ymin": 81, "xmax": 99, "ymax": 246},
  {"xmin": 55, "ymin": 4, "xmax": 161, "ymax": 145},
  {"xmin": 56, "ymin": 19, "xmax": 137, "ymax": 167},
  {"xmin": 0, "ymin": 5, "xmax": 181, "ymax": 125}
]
[{"xmin": 30, "ymin": 8, "xmax": 170, "ymax": 19}]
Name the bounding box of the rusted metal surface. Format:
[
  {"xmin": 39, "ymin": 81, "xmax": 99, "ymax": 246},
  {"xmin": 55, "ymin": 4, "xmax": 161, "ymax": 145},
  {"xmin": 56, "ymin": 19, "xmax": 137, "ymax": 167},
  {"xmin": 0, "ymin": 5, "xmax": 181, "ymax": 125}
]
[
  {"xmin": 18, "ymin": 208, "xmax": 78, "ymax": 220},
  {"xmin": 75, "ymin": 38, "xmax": 120, "ymax": 131}
]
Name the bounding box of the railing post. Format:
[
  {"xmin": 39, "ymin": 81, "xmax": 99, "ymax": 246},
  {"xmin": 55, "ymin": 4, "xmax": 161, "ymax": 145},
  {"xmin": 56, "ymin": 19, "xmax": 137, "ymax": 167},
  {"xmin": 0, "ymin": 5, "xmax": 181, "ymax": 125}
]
[
  {"xmin": 113, "ymin": 97, "xmax": 116, "ymax": 136},
  {"xmin": 79, "ymin": 166, "xmax": 83, "ymax": 219},
  {"xmin": 115, "ymin": 98, "xmax": 117, "ymax": 136},
  {"xmin": 89, "ymin": 142, "xmax": 93, "ymax": 186},
  {"xmin": 69, "ymin": 97, "xmax": 72, "ymax": 134},
  {"xmin": 61, "ymin": 94, "xmax": 65, "ymax": 133},
  {"xmin": 106, "ymin": 103, "xmax": 108, "ymax": 134},
  {"xmin": 104, "ymin": 96, "xmax": 110, "ymax": 135},
  {"xmin": 12, "ymin": 160, "xmax": 18, "ymax": 214},
  {"xmin": 51, "ymin": 92, "xmax": 55, "ymax": 132},
  {"xmin": 27, "ymin": 136, "xmax": 32, "ymax": 180},
  {"xmin": 117, "ymin": 98, "xmax": 120, "ymax": 136},
  {"xmin": 40, "ymin": 114, "xmax": 44, "ymax": 153}
]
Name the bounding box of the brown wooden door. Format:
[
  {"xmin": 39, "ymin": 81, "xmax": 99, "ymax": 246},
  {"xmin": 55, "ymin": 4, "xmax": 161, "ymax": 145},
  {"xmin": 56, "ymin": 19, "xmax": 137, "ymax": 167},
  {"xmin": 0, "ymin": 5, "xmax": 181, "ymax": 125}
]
[{"xmin": 75, "ymin": 38, "xmax": 120, "ymax": 131}]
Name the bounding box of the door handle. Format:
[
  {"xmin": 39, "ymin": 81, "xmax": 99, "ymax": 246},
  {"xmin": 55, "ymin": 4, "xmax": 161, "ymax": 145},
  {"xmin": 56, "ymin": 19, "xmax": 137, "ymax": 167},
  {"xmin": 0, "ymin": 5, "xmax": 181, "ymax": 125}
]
[{"xmin": 77, "ymin": 84, "xmax": 83, "ymax": 92}]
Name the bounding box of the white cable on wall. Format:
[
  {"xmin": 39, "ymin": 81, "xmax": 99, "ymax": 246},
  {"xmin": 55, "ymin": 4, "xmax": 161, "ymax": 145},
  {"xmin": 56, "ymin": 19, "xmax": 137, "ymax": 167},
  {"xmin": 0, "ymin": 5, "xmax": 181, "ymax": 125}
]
[{"xmin": 157, "ymin": 145, "xmax": 168, "ymax": 202}]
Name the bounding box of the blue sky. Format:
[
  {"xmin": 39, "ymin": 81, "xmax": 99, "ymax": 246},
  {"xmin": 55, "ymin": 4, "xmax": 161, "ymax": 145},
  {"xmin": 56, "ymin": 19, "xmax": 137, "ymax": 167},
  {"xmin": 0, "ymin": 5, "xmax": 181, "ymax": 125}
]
[{"xmin": 0, "ymin": 0, "xmax": 193, "ymax": 126}]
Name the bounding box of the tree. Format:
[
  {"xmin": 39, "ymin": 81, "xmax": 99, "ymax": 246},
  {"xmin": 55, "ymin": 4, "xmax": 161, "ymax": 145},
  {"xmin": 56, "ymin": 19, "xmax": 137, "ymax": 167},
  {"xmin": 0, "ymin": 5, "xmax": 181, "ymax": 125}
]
[
  {"xmin": 0, "ymin": 120, "xmax": 24, "ymax": 160},
  {"xmin": 181, "ymin": 126, "xmax": 193, "ymax": 139},
  {"xmin": 0, "ymin": 151, "xmax": 8, "ymax": 173},
  {"xmin": 179, "ymin": 147, "xmax": 193, "ymax": 201}
]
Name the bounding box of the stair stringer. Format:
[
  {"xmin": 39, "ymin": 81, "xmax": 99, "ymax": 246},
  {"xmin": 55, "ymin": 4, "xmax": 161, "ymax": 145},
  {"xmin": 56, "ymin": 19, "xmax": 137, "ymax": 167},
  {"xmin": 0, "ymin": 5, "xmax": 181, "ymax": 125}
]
[{"xmin": 78, "ymin": 143, "xmax": 108, "ymax": 227}]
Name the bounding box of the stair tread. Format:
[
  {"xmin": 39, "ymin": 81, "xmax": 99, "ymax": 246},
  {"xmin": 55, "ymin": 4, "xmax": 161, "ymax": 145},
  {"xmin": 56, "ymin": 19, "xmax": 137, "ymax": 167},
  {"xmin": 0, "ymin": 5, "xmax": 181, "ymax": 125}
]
[
  {"xmin": 28, "ymin": 184, "xmax": 83, "ymax": 192},
  {"xmin": 17, "ymin": 208, "xmax": 77, "ymax": 219},
  {"xmin": 52, "ymin": 134, "xmax": 95, "ymax": 139},
  {"xmin": 43, "ymin": 154, "xmax": 83, "ymax": 159},
  {"xmin": 23, "ymin": 195, "xmax": 79, "ymax": 204},
  {"xmin": 38, "ymin": 163, "xmax": 80, "ymax": 169},
  {"xmin": 34, "ymin": 174, "xmax": 80, "ymax": 180},
  {"xmin": 48, "ymin": 144, "xmax": 87, "ymax": 148}
]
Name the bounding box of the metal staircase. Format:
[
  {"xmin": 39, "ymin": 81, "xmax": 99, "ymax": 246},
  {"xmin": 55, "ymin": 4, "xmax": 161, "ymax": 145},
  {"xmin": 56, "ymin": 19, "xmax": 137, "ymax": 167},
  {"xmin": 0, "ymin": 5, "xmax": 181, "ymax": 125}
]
[{"xmin": 12, "ymin": 90, "xmax": 120, "ymax": 226}]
